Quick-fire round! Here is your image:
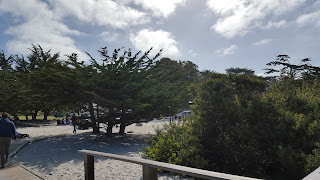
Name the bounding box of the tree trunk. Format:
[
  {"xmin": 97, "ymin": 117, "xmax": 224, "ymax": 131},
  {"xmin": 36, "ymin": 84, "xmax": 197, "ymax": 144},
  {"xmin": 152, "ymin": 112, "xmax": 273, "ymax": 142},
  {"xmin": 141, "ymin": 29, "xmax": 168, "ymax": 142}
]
[
  {"xmin": 96, "ymin": 104, "xmax": 100, "ymax": 129},
  {"xmin": 14, "ymin": 115, "xmax": 20, "ymax": 121},
  {"xmin": 12, "ymin": 112, "xmax": 19, "ymax": 121},
  {"xmin": 106, "ymin": 120, "xmax": 113, "ymax": 136},
  {"xmin": 89, "ymin": 102, "xmax": 100, "ymax": 133},
  {"xmin": 32, "ymin": 110, "xmax": 38, "ymax": 120},
  {"xmin": 96, "ymin": 104, "xmax": 99, "ymax": 117},
  {"xmin": 43, "ymin": 110, "xmax": 49, "ymax": 120},
  {"xmin": 25, "ymin": 115, "xmax": 29, "ymax": 121},
  {"xmin": 119, "ymin": 122, "xmax": 126, "ymax": 134}
]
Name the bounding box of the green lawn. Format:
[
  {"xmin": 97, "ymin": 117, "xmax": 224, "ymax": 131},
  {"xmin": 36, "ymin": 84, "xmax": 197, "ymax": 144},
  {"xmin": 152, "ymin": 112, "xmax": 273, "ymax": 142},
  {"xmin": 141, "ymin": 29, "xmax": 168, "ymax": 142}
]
[{"xmin": 17, "ymin": 115, "xmax": 57, "ymax": 120}]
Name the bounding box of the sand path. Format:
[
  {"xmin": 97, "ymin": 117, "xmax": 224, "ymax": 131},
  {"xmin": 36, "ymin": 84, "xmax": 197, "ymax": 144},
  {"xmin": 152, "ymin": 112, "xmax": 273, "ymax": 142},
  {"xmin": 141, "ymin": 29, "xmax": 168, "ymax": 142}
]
[{"xmin": 12, "ymin": 121, "xmax": 190, "ymax": 179}]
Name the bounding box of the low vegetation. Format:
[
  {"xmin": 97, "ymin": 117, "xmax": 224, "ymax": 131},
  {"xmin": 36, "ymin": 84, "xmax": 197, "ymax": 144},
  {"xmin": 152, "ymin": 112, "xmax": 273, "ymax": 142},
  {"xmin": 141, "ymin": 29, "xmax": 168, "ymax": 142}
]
[{"xmin": 144, "ymin": 56, "xmax": 320, "ymax": 179}]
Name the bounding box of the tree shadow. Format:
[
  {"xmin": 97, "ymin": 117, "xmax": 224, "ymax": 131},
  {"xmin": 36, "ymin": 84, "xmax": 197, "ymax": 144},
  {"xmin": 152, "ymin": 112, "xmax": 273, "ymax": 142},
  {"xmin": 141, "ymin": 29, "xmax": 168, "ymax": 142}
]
[
  {"xmin": 11, "ymin": 132, "xmax": 148, "ymax": 174},
  {"xmin": 14, "ymin": 120, "xmax": 56, "ymax": 128}
]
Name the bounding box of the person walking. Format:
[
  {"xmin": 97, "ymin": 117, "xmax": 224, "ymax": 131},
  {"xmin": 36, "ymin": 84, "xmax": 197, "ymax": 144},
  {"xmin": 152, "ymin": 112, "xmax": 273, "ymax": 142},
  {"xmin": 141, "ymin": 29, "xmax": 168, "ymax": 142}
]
[
  {"xmin": 0, "ymin": 113, "xmax": 17, "ymax": 168},
  {"xmin": 71, "ymin": 114, "xmax": 77, "ymax": 134}
]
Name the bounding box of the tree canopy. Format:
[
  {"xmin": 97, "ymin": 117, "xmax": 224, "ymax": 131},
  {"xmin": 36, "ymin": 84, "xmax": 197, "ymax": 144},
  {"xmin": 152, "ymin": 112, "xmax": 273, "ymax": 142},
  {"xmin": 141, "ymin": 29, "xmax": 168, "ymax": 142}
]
[{"xmin": 0, "ymin": 45, "xmax": 198, "ymax": 134}]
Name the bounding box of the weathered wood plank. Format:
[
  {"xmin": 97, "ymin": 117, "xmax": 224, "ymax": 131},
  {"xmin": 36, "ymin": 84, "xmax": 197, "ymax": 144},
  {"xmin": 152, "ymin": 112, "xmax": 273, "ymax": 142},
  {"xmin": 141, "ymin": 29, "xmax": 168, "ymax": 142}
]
[
  {"xmin": 78, "ymin": 149, "xmax": 261, "ymax": 180},
  {"xmin": 143, "ymin": 165, "xmax": 158, "ymax": 180},
  {"xmin": 84, "ymin": 154, "xmax": 94, "ymax": 180}
]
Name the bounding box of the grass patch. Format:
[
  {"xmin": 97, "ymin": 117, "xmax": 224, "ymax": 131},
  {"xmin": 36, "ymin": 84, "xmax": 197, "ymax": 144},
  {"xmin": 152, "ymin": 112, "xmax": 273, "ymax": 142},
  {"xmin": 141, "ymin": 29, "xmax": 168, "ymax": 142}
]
[{"xmin": 17, "ymin": 115, "xmax": 57, "ymax": 120}]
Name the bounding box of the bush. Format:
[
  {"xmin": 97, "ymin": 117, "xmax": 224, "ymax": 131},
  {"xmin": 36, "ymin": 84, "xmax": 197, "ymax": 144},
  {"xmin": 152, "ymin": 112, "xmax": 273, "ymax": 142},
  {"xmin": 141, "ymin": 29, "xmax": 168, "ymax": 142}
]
[
  {"xmin": 143, "ymin": 118, "xmax": 208, "ymax": 169},
  {"xmin": 143, "ymin": 74, "xmax": 320, "ymax": 179}
]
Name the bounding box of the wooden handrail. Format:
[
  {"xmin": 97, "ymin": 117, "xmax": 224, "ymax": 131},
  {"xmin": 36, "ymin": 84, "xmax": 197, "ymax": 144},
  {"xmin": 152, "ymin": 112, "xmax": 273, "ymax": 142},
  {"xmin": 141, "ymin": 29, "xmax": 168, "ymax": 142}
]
[{"xmin": 78, "ymin": 149, "xmax": 261, "ymax": 180}]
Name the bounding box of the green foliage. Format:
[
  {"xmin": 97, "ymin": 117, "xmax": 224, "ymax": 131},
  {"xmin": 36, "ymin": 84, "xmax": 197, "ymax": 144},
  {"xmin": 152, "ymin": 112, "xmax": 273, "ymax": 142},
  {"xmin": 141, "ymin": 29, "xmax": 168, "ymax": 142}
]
[
  {"xmin": 144, "ymin": 70, "xmax": 320, "ymax": 179},
  {"xmin": 225, "ymin": 67, "xmax": 254, "ymax": 75},
  {"xmin": 83, "ymin": 47, "xmax": 161, "ymax": 134},
  {"xmin": 191, "ymin": 73, "xmax": 273, "ymax": 178},
  {"xmin": 1, "ymin": 45, "xmax": 196, "ymax": 130},
  {"xmin": 141, "ymin": 58, "xmax": 199, "ymax": 117},
  {"xmin": 262, "ymin": 80, "xmax": 320, "ymax": 178},
  {"xmin": 0, "ymin": 50, "xmax": 14, "ymax": 71},
  {"xmin": 143, "ymin": 117, "xmax": 208, "ymax": 169},
  {"xmin": 264, "ymin": 55, "xmax": 320, "ymax": 80},
  {"xmin": 305, "ymin": 148, "xmax": 320, "ymax": 174},
  {"xmin": 0, "ymin": 70, "xmax": 21, "ymax": 115}
]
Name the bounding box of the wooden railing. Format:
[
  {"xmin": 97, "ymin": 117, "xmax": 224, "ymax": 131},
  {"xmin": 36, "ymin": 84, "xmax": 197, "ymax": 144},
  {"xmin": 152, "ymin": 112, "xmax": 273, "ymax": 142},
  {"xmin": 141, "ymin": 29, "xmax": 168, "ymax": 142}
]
[{"xmin": 78, "ymin": 149, "xmax": 261, "ymax": 180}]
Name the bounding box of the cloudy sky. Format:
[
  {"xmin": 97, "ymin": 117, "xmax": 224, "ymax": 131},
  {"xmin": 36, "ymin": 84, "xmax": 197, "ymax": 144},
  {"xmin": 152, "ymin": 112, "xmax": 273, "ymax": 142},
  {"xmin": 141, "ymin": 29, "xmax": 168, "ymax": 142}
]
[{"xmin": 0, "ymin": 0, "xmax": 319, "ymax": 75}]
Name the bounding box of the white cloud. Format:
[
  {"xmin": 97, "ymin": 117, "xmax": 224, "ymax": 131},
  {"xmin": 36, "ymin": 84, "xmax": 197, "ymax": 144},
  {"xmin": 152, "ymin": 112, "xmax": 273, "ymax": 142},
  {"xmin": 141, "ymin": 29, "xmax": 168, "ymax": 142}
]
[
  {"xmin": 133, "ymin": 0, "xmax": 186, "ymax": 18},
  {"xmin": 264, "ymin": 20, "xmax": 287, "ymax": 29},
  {"xmin": 188, "ymin": 50, "xmax": 198, "ymax": 57},
  {"xmin": 296, "ymin": 10, "xmax": 320, "ymax": 27},
  {"xmin": 252, "ymin": 39, "xmax": 272, "ymax": 46},
  {"xmin": 207, "ymin": 0, "xmax": 306, "ymax": 38},
  {"xmin": 216, "ymin": 44, "xmax": 238, "ymax": 56},
  {"xmin": 0, "ymin": 0, "xmax": 87, "ymax": 61},
  {"xmin": 0, "ymin": 0, "xmax": 54, "ymax": 19},
  {"xmin": 129, "ymin": 29, "xmax": 180, "ymax": 58},
  {"xmin": 256, "ymin": 72, "xmax": 267, "ymax": 77},
  {"xmin": 5, "ymin": 18, "xmax": 87, "ymax": 61},
  {"xmin": 99, "ymin": 31, "xmax": 119, "ymax": 42},
  {"xmin": 49, "ymin": 0, "xmax": 150, "ymax": 28}
]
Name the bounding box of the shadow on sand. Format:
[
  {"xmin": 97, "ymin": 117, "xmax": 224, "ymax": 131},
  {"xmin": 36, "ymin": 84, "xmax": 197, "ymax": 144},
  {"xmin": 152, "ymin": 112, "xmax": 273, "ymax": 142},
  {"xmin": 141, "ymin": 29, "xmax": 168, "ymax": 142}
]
[
  {"xmin": 14, "ymin": 120, "xmax": 56, "ymax": 128},
  {"xmin": 11, "ymin": 132, "xmax": 148, "ymax": 174}
]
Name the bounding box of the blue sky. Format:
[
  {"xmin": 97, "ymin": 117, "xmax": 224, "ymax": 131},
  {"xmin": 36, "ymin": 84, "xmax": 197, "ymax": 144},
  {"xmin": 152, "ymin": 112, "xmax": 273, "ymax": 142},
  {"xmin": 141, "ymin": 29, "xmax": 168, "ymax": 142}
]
[{"xmin": 0, "ymin": 0, "xmax": 319, "ymax": 75}]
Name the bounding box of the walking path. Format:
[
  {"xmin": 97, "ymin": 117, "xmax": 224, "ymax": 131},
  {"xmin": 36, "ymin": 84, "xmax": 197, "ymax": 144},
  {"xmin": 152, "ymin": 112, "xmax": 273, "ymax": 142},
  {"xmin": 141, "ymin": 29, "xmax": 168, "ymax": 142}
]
[
  {"xmin": 0, "ymin": 161, "xmax": 43, "ymax": 180},
  {"xmin": 0, "ymin": 137, "xmax": 47, "ymax": 180}
]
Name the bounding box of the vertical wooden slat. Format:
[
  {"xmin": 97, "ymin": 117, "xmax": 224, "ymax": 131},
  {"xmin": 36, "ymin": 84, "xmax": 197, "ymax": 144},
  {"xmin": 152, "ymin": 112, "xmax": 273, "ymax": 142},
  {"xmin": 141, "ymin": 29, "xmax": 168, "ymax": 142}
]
[
  {"xmin": 84, "ymin": 154, "xmax": 94, "ymax": 180},
  {"xmin": 143, "ymin": 165, "xmax": 157, "ymax": 180}
]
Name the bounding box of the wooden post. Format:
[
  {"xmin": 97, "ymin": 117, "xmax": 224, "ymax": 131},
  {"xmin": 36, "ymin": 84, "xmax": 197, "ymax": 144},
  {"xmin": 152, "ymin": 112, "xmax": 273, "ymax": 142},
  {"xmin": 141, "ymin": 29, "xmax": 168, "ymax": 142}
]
[
  {"xmin": 84, "ymin": 154, "xmax": 94, "ymax": 180},
  {"xmin": 143, "ymin": 165, "xmax": 157, "ymax": 180}
]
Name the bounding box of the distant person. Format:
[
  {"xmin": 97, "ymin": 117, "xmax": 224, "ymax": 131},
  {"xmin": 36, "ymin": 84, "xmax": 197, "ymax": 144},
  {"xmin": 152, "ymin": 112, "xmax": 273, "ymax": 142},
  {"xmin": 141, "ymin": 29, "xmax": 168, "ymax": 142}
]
[
  {"xmin": 66, "ymin": 117, "xmax": 71, "ymax": 125},
  {"xmin": 61, "ymin": 119, "xmax": 65, "ymax": 125},
  {"xmin": 0, "ymin": 113, "xmax": 18, "ymax": 168},
  {"xmin": 71, "ymin": 114, "xmax": 77, "ymax": 133}
]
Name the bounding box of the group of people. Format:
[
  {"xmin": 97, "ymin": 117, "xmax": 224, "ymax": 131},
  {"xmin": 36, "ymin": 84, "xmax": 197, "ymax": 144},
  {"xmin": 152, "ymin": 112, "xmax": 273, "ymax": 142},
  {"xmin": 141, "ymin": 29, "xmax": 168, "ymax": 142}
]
[
  {"xmin": 0, "ymin": 113, "xmax": 17, "ymax": 169},
  {"xmin": 57, "ymin": 118, "xmax": 71, "ymax": 125},
  {"xmin": 57, "ymin": 114, "xmax": 78, "ymax": 134}
]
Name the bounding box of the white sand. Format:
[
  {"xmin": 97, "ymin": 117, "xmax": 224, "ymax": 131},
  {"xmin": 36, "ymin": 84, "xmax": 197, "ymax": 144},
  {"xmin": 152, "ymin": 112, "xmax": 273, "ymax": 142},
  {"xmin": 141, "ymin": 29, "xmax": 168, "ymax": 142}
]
[
  {"xmin": 16, "ymin": 120, "xmax": 165, "ymax": 138},
  {"xmin": 12, "ymin": 120, "xmax": 190, "ymax": 180}
]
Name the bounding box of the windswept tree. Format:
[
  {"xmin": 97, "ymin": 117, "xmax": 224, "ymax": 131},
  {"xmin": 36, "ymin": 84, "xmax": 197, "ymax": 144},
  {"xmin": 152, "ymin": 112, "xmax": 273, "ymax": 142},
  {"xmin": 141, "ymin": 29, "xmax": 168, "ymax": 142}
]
[
  {"xmin": 14, "ymin": 55, "xmax": 30, "ymax": 73},
  {"xmin": 9, "ymin": 45, "xmax": 82, "ymax": 120},
  {"xmin": 85, "ymin": 47, "xmax": 161, "ymax": 135},
  {"xmin": 83, "ymin": 47, "xmax": 199, "ymax": 135},
  {"xmin": 19, "ymin": 45, "xmax": 61, "ymax": 119},
  {"xmin": 264, "ymin": 55, "xmax": 320, "ymax": 81},
  {"xmin": 0, "ymin": 50, "xmax": 14, "ymax": 71},
  {"xmin": 226, "ymin": 67, "xmax": 255, "ymax": 75},
  {"xmin": 0, "ymin": 51, "xmax": 21, "ymax": 118}
]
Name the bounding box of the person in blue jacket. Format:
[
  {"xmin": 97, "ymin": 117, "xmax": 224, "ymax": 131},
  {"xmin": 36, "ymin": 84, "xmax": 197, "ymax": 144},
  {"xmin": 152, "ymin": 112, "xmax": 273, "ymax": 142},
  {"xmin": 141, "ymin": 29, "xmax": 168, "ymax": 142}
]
[{"xmin": 0, "ymin": 113, "xmax": 17, "ymax": 168}]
